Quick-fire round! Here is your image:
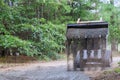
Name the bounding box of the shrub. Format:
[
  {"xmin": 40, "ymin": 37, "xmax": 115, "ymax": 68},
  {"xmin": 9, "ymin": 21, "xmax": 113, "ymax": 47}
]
[
  {"xmin": 114, "ymin": 68, "xmax": 120, "ymax": 73},
  {"xmin": 0, "ymin": 20, "xmax": 66, "ymax": 60},
  {"xmin": 0, "ymin": 35, "xmax": 38, "ymax": 56}
]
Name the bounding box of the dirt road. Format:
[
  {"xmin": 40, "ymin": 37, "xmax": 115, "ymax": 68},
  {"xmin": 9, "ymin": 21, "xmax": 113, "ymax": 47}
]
[
  {"xmin": 0, "ymin": 60, "xmax": 90, "ymax": 80},
  {"xmin": 0, "ymin": 57, "xmax": 120, "ymax": 80}
]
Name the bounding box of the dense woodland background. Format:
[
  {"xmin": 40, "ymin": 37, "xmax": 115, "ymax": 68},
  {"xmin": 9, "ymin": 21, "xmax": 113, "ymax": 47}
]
[{"xmin": 0, "ymin": 0, "xmax": 120, "ymax": 60}]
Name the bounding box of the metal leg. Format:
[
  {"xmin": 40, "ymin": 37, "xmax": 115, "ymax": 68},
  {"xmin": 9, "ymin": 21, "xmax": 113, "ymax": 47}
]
[
  {"xmin": 73, "ymin": 51, "xmax": 77, "ymax": 71},
  {"xmin": 73, "ymin": 50, "xmax": 80, "ymax": 71},
  {"xmin": 80, "ymin": 50, "xmax": 84, "ymax": 71},
  {"xmin": 66, "ymin": 40, "xmax": 71, "ymax": 71},
  {"xmin": 101, "ymin": 37, "xmax": 106, "ymax": 70},
  {"xmin": 73, "ymin": 40, "xmax": 79, "ymax": 71}
]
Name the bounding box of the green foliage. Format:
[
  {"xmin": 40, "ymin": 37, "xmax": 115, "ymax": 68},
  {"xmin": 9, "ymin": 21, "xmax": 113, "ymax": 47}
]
[
  {"xmin": 32, "ymin": 23, "xmax": 66, "ymax": 59},
  {"xmin": 0, "ymin": 24, "xmax": 10, "ymax": 35},
  {"xmin": 109, "ymin": 26, "xmax": 120, "ymax": 41},
  {"xmin": 114, "ymin": 68, "xmax": 120, "ymax": 73},
  {"xmin": 0, "ymin": 35, "xmax": 38, "ymax": 56},
  {"xmin": 118, "ymin": 62, "xmax": 120, "ymax": 66},
  {"xmin": 0, "ymin": 35, "xmax": 28, "ymax": 48},
  {"xmin": 0, "ymin": 22, "xmax": 65, "ymax": 59},
  {"xmin": 100, "ymin": 1, "xmax": 120, "ymax": 42}
]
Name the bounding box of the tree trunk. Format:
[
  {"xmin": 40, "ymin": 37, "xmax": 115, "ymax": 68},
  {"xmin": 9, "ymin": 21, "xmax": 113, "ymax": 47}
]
[
  {"xmin": 37, "ymin": 6, "xmax": 40, "ymax": 19},
  {"xmin": 111, "ymin": 40, "xmax": 118, "ymax": 52},
  {"xmin": 110, "ymin": 0, "xmax": 118, "ymax": 53},
  {"xmin": 41, "ymin": 3, "xmax": 44, "ymax": 18},
  {"xmin": 1, "ymin": 50, "xmax": 5, "ymax": 57}
]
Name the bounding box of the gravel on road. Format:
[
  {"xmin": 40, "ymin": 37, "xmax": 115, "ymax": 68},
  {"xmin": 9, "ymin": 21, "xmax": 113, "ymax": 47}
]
[
  {"xmin": 0, "ymin": 61, "xmax": 90, "ymax": 80},
  {"xmin": 0, "ymin": 57, "xmax": 120, "ymax": 80}
]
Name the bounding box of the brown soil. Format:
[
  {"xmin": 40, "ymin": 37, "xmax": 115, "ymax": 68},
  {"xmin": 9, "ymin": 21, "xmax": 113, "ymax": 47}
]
[
  {"xmin": 0, "ymin": 55, "xmax": 36, "ymax": 63},
  {"xmin": 86, "ymin": 56, "xmax": 120, "ymax": 80},
  {"xmin": 92, "ymin": 71, "xmax": 120, "ymax": 80},
  {"xmin": 0, "ymin": 55, "xmax": 37, "ymax": 69},
  {"xmin": 112, "ymin": 51, "xmax": 120, "ymax": 57}
]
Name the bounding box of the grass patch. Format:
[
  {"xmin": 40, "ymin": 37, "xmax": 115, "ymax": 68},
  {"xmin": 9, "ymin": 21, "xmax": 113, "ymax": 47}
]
[
  {"xmin": 37, "ymin": 53, "xmax": 66, "ymax": 61},
  {"xmin": 114, "ymin": 68, "xmax": 120, "ymax": 73}
]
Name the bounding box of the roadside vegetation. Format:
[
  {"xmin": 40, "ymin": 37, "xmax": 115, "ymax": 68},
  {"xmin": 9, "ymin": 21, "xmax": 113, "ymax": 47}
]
[{"xmin": 93, "ymin": 67, "xmax": 120, "ymax": 80}]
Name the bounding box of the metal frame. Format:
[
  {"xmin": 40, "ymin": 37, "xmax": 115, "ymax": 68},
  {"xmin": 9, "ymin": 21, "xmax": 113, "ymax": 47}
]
[{"xmin": 66, "ymin": 21, "xmax": 112, "ymax": 71}]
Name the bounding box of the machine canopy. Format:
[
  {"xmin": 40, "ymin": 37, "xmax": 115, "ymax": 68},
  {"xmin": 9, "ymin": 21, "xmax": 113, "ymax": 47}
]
[{"xmin": 66, "ymin": 21, "xmax": 108, "ymax": 39}]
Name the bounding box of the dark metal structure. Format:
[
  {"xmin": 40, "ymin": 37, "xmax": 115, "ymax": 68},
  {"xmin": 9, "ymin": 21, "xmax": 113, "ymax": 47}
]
[{"xmin": 66, "ymin": 21, "xmax": 112, "ymax": 71}]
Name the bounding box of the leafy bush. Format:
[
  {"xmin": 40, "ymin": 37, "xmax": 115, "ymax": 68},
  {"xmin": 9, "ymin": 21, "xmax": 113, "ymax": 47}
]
[
  {"xmin": 0, "ymin": 1, "xmax": 66, "ymax": 60},
  {"xmin": 114, "ymin": 68, "xmax": 120, "ymax": 73},
  {"xmin": 31, "ymin": 22, "xmax": 66, "ymax": 60},
  {"xmin": 0, "ymin": 35, "xmax": 28, "ymax": 48},
  {"xmin": 0, "ymin": 22, "xmax": 66, "ymax": 60},
  {"xmin": 0, "ymin": 35, "xmax": 38, "ymax": 56},
  {"xmin": 0, "ymin": 24, "xmax": 10, "ymax": 35}
]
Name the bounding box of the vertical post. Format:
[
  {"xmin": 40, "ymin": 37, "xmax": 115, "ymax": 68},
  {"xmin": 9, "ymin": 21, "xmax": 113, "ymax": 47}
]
[
  {"xmin": 66, "ymin": 40, "xmax": 71, "ymax": 71},
  {"xmin": 73, "ymin": 39, "xmax": 78, "ymax": 71},
  {"xmin": 101, "ymin": 37, "xmax": 106, "ymax": 69},
  {"xmin": 79, "ymin": 39, "xmax": 86, "ymax": 71},
  {"xmin": 87, "ymin": 38, "xmax": 92, "ymax": 70}
]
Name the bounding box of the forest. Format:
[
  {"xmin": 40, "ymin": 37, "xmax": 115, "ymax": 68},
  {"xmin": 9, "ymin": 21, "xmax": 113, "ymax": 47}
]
[{"xmin": 0, "ymin": 0, "xmax": 120, "ymax": 60}]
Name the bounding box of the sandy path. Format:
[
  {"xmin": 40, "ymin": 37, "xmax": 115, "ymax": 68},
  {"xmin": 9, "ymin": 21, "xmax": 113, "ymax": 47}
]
[
  {"xmin": 0, "ymin": 57, "xmax": 120, "ymax": 80},
  {"xmin": 0, "ymin": 61, "xmax": 90, "ymax": 80}
]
